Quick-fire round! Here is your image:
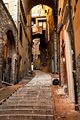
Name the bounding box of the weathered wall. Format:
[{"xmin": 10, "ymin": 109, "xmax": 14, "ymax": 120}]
[
  {"xmin": 71, "ymin": 0, "xmax": 80, "ymax": 108},
  {"xmin": 59, "ymin": 29, "xmax": 67, "ymax": 86},
  {"xmin": 71, "ymin": 0, "xmax": 80, "ymax": 59},
  {"xmin": 58, "ymin": 0, "xmax": 75, "ymax": 102},
  {"xmin": 0, "ymin": 0, "xmax": 17, "ymax": 85},
  {"xmin": 47, "ymin": 8, "xmax": 56, "ymax": 72},
  {"xmin": 23, "ymin": 0, "xmax": 55, "ymax": 14},
  {"xmin": 18, "ymin": 0, "xmax": 29, "ymax": 80}
]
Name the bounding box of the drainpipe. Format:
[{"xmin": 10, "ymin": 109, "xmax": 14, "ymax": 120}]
[
  {"xmin": 57, "ymin": 22, "xmax": 63, "ymax": 85},
  {"xmin": 57, "ymin": 0, "xmax": 61, "ymax": 85},
  {"xmin": 57, "ymin": 32, "xmax": 61, "ymax": 85},
  {"xmin": 68, "ymin": 0, "xmax": 79, "ymax": 110},
  {"xmin": 51, "ymin": 32, "xmax": 54, "ymax": 73}
]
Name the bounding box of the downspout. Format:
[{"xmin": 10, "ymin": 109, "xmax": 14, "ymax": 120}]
[
  {"xmin": 53, "ymin": 0, "xmax": 58, "ymax": 73},
  {"xmin": 57, "ymin": 23, "xmax": 63, "ymax": 86},
  {"xmin": 56, "ymin": 0, "xmax": 59, "ymax": 73},
  {"xmin": 68, "ymin": 0, "xmax": 79, "ymax": 110},
  {"xmin": 57, "ymin": 31, "xmax": 61, "ymax": 85},
  {"xmin": 57, "ymin": 0, "xmax": 61, "ymax": 84}
]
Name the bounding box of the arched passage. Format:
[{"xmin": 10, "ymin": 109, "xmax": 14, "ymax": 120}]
[
  {"xmin": 32, "ymin": 38, "xmax": 40, "ymax": 69},
  {"xmin": 3, "ymin": 30, "xmax": 16, "ymax": 83},
  {"xmin": 32, "ymin": 33, "xmax": 47, "ymax": 69},
  {"xmin": 31, "ymin": 4, "xmax": 56, "ymax": 71},
  {"xmin": 19, "ymin": 1, "xmax": 58, "ymax": 74},
  {"xmin": 32, "ymin": 33, "xmax": 43, "ymax": 40},
  {"xmin": 24, "ymin": 0, "xmax": 57, "ymax": 18}
]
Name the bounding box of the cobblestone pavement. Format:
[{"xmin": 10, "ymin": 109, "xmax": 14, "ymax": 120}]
[{"xmin": 0, "ymin": 71, "xmax": 54, "ymax": 120}]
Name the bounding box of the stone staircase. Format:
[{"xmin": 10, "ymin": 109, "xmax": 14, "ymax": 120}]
[{"xmin": 0, "ymin": 71, "xmax": 54, "ymax": 120}]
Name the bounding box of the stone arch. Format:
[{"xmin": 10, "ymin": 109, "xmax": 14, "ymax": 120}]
[
  {"xmin": 2, "ymin": 28, "xmax": 17, "ymax": 84},
  {"xmin": 32, "ymin": 33, "xmax": 43, "ymax": 40},
  {"xmin": 24, "ymin": 0, "xmax": 56, "ymax": 15},
  {"xmin": 30, "ymin": 4, "xmax": 54, "ymax": 13},
  {"xmin": 32, "ymin": 33, "xmax": 47, "ymax": 67},
  {"xmin": 6, "ymin": 30, "xmax": 15, "ymax": 49},
  {"xmin": 32, "ymin": 38, "xmax": 40, "ymax": 69},
  {"xmin": 4, "ymin": 24, "xmax": 17, "ymax": 46},
  {"xmin": 32, "ymin": 33, "xmax": 47, "ymax": 48}
]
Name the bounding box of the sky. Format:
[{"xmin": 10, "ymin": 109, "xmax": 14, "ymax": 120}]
[{"xmin": 3, "ymin": 0, "xmax": 18, "ymax": 26}]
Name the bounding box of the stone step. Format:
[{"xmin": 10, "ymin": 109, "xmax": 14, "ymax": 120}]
[
  {"xmin": 12, "ymin": 93, "xmax": 50, "ymax": 96},
  {"xmin": 4, "ymin": 103, "xmax": 52, "ymax": 109},
  {"xmin": 5, "ymin": 100, "xmax": 38, "ymax": 103},
  {"xmin": 9, "ymin": 95, "xmax": 51, "ymax": 99},
  {"xmin": 0, "ymin": 105, "xmax": 53, "ymax": 109},
  {"xmin": 4, "ymin": 99, "xmax": 52, "ymax": 103},
  {"xmin": 2, "ymin": 104, "xmax": 52, "ymax": 108},
  {"xmin": 6, "ymin": 99, "xmax": 52, "ymax": 103},
  {"xmin": 0, "ymin": 114, "xmax": 54, "ymax": 120},
  {"xmin": 17, "ymin": 90, "xmax": 51, "ymax": 93},
  {"xmin": 16, "ymin": 90, "xmax": 51, "ymax": 93},
  {"xmin": 7, "ymin": 97, "xmax": 51, "ymax": 101},
  {"xmin": 8, "ymin": 97, "xmax": 37, "ymax": 100},
  {"xmin": 3, "ymin": 102, "xmax": 52, "ymax": 106},
  {"xmin": 11, "ymin": 95, "xmax": 37, "ymax": 97},
  {"xmin": 0, "ymin": 108, "xmax": 53, "ymax": 114},
  {"xmin": 13, "ymin": 92, "xmax": 39, "ymax": 94},
  {"xmin": 0, "ymin": 71, "xmax": 54, "ymax": 120}
]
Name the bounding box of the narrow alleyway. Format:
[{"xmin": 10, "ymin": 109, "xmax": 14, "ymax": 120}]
[
  {"xmin": 0, "ymin": 71, "xmax": 54, "ymax": 120},
  {"xmin": 0, "ymin": 0, "xmax": 80, "ymax": 120}
]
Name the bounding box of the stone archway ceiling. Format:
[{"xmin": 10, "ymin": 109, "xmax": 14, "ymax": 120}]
[
  {"xmin": 32, "ymin": 33, "xmax": 43, "ymax": 40},
  {"xmin": 24, "ymin": 0, "xmax": 57, "ymax": 20}
]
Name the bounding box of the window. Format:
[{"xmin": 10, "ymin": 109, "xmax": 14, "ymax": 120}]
[
  {"xmin": 59, "ymin": 8, "xmax": 61, "ymax": 16},
  {"xmin": 20, "ymin": 23, "xmax": 23, "ymax": 45},
  {"xmin": 74, "ymin": 5, "xmax": 76, "ymax": 13},
  {"xmin": 5, "ymin": 3, "xmax": 9, "ymax": 10},
  {"xmin": 74, "ymin": 0, "xmax": 78, "ymax": 13},
  {"xmin": 76, "ymin": 0, "xmax": 78, "ymax": 4}
]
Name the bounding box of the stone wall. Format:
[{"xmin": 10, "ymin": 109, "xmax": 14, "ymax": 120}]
[
  {"xmin": 0, "ymin": 0, "xmax": 17, "ymax": 86},
  {"xmin": 58, "ymin": 0, "xmax": 76, "ymax": 102},
  {"xmin": 76, "ymin": 54, "xmax": 80, "ymax": 109},
  {"xmin": 71, "ymin": 0, "xmax": 80, "ymax": 108},
  {"xmin": 18, "ymin": 0, "xmax": 29, "ymax": 80},
  {"xmin": 71, "ymin": 0, "xmax": 80, "ymax": 59}
]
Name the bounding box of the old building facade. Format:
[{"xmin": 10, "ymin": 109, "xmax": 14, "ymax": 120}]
[
  {"xmin": 17, "ymin": 0, "xmax": 30, "ymax": 80},
  {"xmin": 23, "ymin": 0, "xmax": 58, "ymax": 73},
  {"xmin": 31, "ymin": 5, "xmax": 55, "ymax": 71},
  {"xmin": 17, "ymin": 0, "xmax": 58, "ymax": 74},
  {"xmin": 0, "ymin": 0, "xmax": 17, "ymax": 86},
  {"xmin": 71, "ymin": 0, "xmax": 80, "ymax": 109},
  {"xmin": 58, "ymin": 0, "xmax": 80, "ymax": 109}
]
